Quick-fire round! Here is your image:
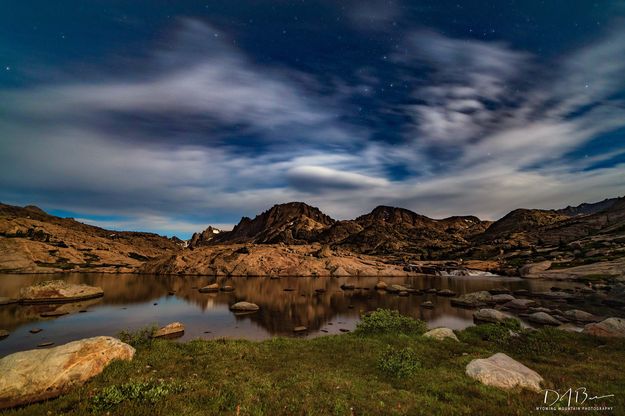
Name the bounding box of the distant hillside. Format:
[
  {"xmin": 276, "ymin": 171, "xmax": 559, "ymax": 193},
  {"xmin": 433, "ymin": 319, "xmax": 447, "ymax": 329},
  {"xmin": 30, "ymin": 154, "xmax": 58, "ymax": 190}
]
[
  {"xmin": 0, "ymin": 203, "xmax": 181, "ymax": 273},
  {"xmin": 556, "ymin": 197, "xmax": 620, "ymax": 217}
]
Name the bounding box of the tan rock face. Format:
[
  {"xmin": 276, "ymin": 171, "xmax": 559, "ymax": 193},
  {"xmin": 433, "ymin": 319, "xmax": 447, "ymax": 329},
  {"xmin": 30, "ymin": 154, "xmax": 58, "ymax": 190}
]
[
  {"xmin": 19, "ymin": 280, "xmax": 103, "ymax": 303},
  {"xmin": 423, "ymin": 328, "xmax": 458, "ymax": 342},
  {"xmin": 141, "ymin": 244, "xmax": 417, "ymax": 277},
  {"xmin": 0, "ymin": 336, "xmax": 135, "ymax": 409},
  {"xmin": 583, "ymin": 317, "xmax": 625, "ymax": 338},
  {"xmin": 466, "ymin": 353, "xmax": 543, "ymax": 392},
  {"xmin": 519, "ymin": 261, "xmax": 552, "ymax": 278}
]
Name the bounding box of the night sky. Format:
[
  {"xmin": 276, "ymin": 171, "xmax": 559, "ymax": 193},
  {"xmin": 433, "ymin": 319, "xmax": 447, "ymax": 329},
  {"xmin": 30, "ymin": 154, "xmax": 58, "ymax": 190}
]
[{"xmin": 1, "ymin": 1, "xmax": 624, "ymax": 238}]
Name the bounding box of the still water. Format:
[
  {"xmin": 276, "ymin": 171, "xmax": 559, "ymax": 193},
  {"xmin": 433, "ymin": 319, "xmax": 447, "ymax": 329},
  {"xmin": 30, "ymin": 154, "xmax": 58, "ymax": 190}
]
[{"xmin": 0, "ymin": 273, "xmax": 580, "ymax": 356}]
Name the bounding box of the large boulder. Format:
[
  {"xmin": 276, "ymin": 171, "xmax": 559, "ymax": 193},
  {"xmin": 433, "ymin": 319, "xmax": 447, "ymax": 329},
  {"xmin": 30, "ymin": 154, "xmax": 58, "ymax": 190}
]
[
  {"xmin": 563, "ymin": 309, "xmax": 599, "ymax": 323},
  {"xmin": 466, "ymin": 353, "xmax": 543, "ymax": 392},
  {"xmin": 583, "ymin": 318, "xmax": 625, "ymax": 338},
  {"xmin": 491, "ymin": 294, "xmax": 515, "ymax": 304},
  {"xmin": 230, "ymin": 301, "xmax": 260, "ymax": 312},
  {"xmin": 473, "ymin": 309, "xmax": 517, "ymax": 324},
  {"xmin": 423, "ymin": 328, "xmax": 458, "ymax": 342},
  {"xmin": 528, "ymin": 312, "xmax": 561, "ymax": 326},
  {"xmin": 450, "ymin": 291, "xmax": 493, "ymax": 308},
  {"xmin": 199, "ymin": 283, "xmax": 219, "ymax": 293},
  {"xmin": 19, "ymin": 280, "xmax": 103, "ymax": 304},
  {"xmin": 0, "ymin": 336, "xmax": 135, "ymax": 409}
]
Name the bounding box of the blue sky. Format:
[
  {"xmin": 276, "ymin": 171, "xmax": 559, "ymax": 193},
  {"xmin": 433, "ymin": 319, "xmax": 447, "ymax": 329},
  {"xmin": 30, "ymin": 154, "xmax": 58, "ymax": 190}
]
[{"xmin": 1, "ymin": 0, "xmax": 624, "ymax": 238}]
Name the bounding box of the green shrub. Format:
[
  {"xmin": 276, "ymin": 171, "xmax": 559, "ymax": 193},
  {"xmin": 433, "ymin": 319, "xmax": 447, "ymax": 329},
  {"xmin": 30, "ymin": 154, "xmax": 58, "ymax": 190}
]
[
  {"xmin": 505, "ymin": 328, "xmax": 572, "ymax": 357},
  {"xmin": 377, "ymin": 346, "xmax": 421, "ymax": 378},
  {"xmin": 355, "ymin": 309, "xmax": 426, "ymax": 335},
  {"xmin": 118, "ymin": 326, "xmax": 157, "ymax": 349},
  {"xmin": 90, "ymin": 380, "xmax": 186, "ymax": 412},
  {"xmin": 460, "ymin": 319, "xmax": 520, "ymax": 344}
]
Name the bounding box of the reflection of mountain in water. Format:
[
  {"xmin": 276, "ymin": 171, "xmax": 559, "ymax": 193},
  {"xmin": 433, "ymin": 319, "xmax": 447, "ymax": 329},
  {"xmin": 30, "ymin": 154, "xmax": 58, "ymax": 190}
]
[{"xmin": 0, "ymin": 273, "xmax": 583, "ymax": 335}]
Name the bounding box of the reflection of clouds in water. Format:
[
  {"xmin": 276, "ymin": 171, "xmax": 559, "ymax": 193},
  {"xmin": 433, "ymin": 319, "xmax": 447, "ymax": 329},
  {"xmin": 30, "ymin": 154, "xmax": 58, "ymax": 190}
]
[{"xmin": 0, "ymin": 273, "xmax": 589, "ymax": 356}]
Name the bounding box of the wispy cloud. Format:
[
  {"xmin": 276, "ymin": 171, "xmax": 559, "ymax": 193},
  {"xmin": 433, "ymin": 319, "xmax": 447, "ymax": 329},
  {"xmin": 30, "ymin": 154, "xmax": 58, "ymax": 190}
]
[{"xmin": 1, "ymin": 18, "xmax": 624, "ymax": 236}]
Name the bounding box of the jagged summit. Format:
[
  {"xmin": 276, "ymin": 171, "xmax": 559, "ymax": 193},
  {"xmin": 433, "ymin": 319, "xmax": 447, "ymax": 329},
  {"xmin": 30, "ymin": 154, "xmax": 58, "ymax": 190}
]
[{"xmin": 213, "ymin": 202, "xmax": 335, "ymax": 244}]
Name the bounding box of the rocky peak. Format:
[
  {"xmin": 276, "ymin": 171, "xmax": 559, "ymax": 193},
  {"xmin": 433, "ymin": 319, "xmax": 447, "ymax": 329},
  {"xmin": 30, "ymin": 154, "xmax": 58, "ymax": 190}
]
[
  {"xmin": 556, "ymin": 197, "xmax": 620, "ymax": 217},
  {"xmin": 188, "ymin": 226, "xmax": 222, "ymax": 248},
  {"xmin": 214, "ymin": 202, "xmax": 335, "ymax": 244},
  {"xmin": 356, "ymin": 206, "xmax": 433, "ymax": 227}
]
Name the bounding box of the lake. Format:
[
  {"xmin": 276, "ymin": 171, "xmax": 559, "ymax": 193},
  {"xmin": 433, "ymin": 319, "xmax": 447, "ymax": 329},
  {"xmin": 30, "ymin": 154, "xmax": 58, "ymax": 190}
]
[{"xmin": 0, "ymin": 273, "xmax": 585, "ymax": 356}]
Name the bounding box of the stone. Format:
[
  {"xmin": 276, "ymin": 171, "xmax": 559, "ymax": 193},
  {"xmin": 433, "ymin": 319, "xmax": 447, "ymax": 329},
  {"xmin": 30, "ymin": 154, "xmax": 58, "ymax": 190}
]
[
  {"xmin": 503, "ymin": 299, "xmax": 536, "ymax": 310},
  {"xmin": 29, "ymin": 328, "xmax": 42, "ymax": 334},
  {"xmin": 513, "ymin": 289, "xmax": 529, "ymax": 296},
  {"xmin": 340, "ymin": 283, "xmax": 356, "ymax": 290},
  {"xmin": 528, "ymin": 312, "xmax": 561, "ymax": 326},
  {"xmin": 19, "ymin": 280, "xmax": 103, "ymax": 304},
  {"xmin": 398, "ymin": 291, "xmax": 409, "ymax": 297},
  {"xmin": 563, "ymin": 309, "xmax": 599, "ymax": 323},
  {"xmin": 473, "ymin": 308, "xmax": 517, "ymax": 324},
  {"xmin": 293, "ymin": 326, "xmax": 307, "ymax": 333},
  {"xmin": 420, "ymin": 301, "xmax": 434, "ymax": 309},
  {"xmin": 199, "ymin": 283, "xmax": 219, "ymax": 293},
  {"xmin": 0, "ymin": 330, "xmax": 8, "ymax": 340},
  {"xmin": 466, "ymin": 353, "xmax": 543, "ymax": 392},
  {"xmin": 230, "ymin": 301, "xmax": 260, "ymax": 312},
  {"xmin": 220, "ymin": 285, "xmax": 235, "ymax": 292},
  {"xmin": 374, "ymin": 281, "xmax": 387, "ymax": 290},
  {"xmin": 37, "ymin": 342, "xmax": 54, "ymax": 348},
  {"xmin": 0, "ymin": 336, "xmax": 135, "ymax": 409},
  {"xmin": 437, "ymin": 289, "xmax": 457, "ymax": 297},
  {"xmin": 583, "ymin": 318, "xmax": 625, "ymax": 338},
  {"xmin": 528, "ymin": 307, "xmax": 553, "ymax": 314},
  {"xmin": 387, "ymin": 284, "xmax": 408, "ymax": 293},
  {"xmin": 519, "ymin": 261, "xmax": 552, "ymax": 278},
  {"xmin": 152, "ymin": 322, "xmax": 185, "ymax": 339},
  {"xmin": 450, "ymin": 291, "xmax": 493, "ymax": 308},
  {"xmin": 491, "ymin": 294, "xmax": 515, "ymax": 303},
  {"xmin": 423, "ymin": 328, "xmax": 459, "ymax": 342}
]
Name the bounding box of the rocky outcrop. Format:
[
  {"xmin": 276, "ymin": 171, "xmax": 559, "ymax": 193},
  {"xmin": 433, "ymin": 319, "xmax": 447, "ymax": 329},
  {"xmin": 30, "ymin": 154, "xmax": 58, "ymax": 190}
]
[
  {"xmin": 0, "ymin": 336, "xmax": 135, "ymax": 409},
  {"xmin": 466, "ymin": 353, "xmax": 543, "ymax": 392},
  {"xmin": 141, "ymin": 244, "xmax": 417, "ymax": 277},
  {"xmin": 583, "ymin": 318, "xmax": 625, "ymax": 338},
  {"xmin": 19, "ymin": 280, "xmax": 103, "ymax": 303},
  {"xmin": 188, "ymin": 226, "xmax": 222, "ymax": 248}
]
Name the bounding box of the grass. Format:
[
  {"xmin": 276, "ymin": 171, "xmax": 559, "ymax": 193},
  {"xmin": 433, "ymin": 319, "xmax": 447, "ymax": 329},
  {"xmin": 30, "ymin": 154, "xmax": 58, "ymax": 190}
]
[{"xmin": 2, "ymin": 312, "xmax": 625, "ymax": 415}]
